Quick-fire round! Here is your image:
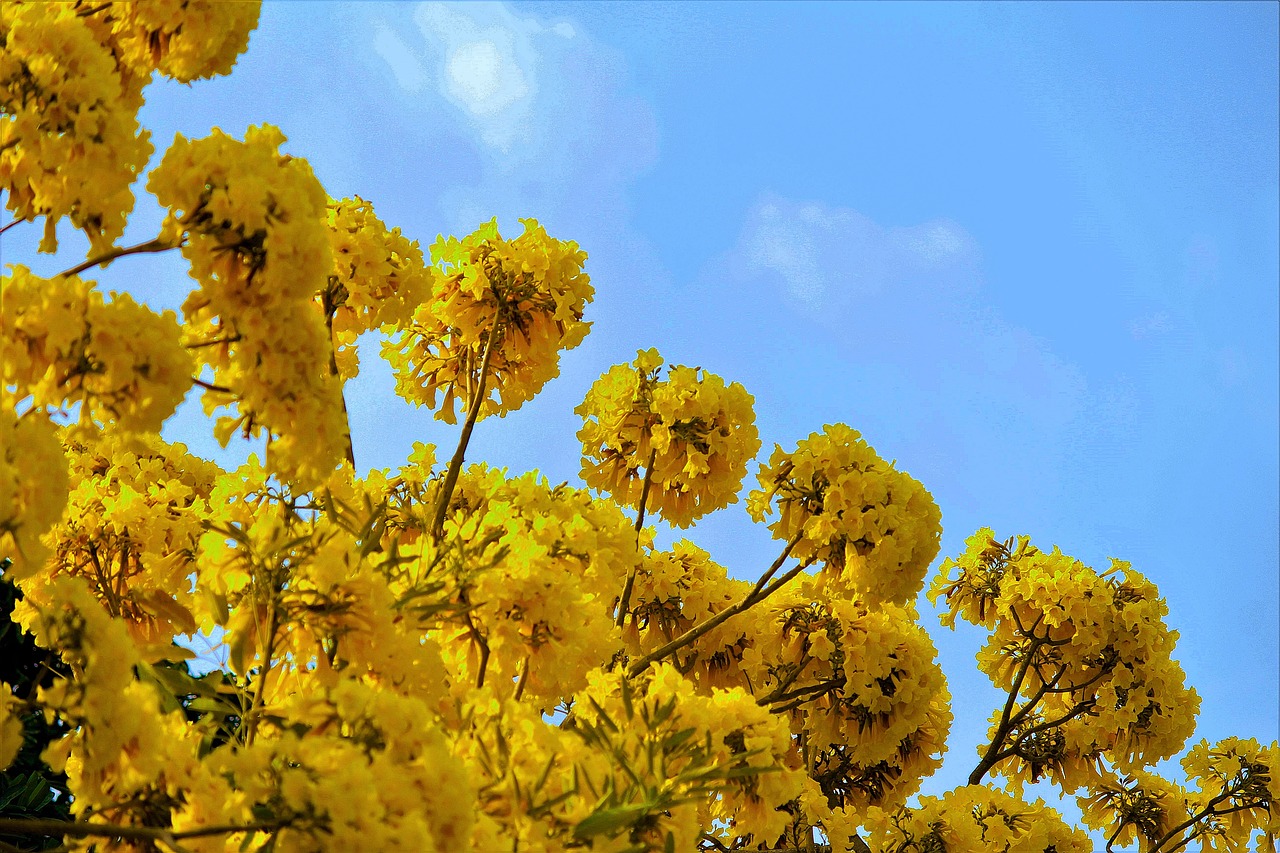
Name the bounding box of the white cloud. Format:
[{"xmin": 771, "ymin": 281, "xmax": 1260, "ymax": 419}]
[
  {"xmin": 723, "ymin": 195, "xmax": 1088, "ymax": 517},
  {"xmin": 445, "ymin": 40, "xmax": 527, "ymax": 116},
  {"xmin": 410, "ymin": 2, "xmax": 545, "ymax": 151},
  {"xmin": 366, "ymin": 2, "xmax": 657, "ymax": 241},
  {"xmin": 739, "ymin": 195, "xmax": 979, "ymax": 310}
]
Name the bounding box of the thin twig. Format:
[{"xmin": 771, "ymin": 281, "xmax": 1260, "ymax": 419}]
[
  {"xmin": 627, "ymin": 533, "xmax": 807, "ymax": 678},
  {"xmin": 57, "ymin": 237, "xmax": 180, "ymax": 278},
  {"xmin": 0, "ymin": 818, "xmax": 288, "ymax": 843},
  {"xmin": 615, "ymin": 446, "xmax": 658, "ymax": 627},
  {"xmin": 191, "ymin": 376, "xmax": 232, "ymax": 394}
]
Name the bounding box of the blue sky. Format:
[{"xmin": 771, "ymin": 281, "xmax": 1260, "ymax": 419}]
[{"xmin": 7, "ymin": 0, "xmax": 1277, "ymax": 818}]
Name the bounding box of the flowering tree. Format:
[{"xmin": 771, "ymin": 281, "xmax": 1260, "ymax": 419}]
[{"xmin": 0, "ymin": 4, "xmax": 1276, "ymax": 852}]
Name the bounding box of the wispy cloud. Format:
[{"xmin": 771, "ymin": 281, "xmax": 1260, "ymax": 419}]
[
  {"xmin": 366, "ymin": 2, "xmax": 657, "ymax": 239},
  {"xmin": 741, "ymin": 197, "xmax": 980, "ymax": 310},
  {"xmin": 717, "ymin": 194, "xmax": 1089, "ymax": 522}
]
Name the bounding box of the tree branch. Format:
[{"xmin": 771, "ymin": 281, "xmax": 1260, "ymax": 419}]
[
  {"xmin": 969, "ymin": 636, "xmax": 1045, "ymax": 785},
  {"xmin": 615, "ymin": 446, "xmax": 658, "ymax": 627},
  {"xmin": 0, "ymin": 818, "xmax": 287, "ymax": 843},
  {"xmin": 627, "ymin": 533, "xmax": 807, "ymax": 678},
  {"xmin": 432, "ymin": 321, "xmax": 500, "ymax": 539},
  {"xmin": 57, "ymin": 237, "xmax": 181, "ymax": 279}
]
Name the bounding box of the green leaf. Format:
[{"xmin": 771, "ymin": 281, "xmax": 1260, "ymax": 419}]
[
  {"xmin": 662, "ymin": 727, "xmax": 697, "ymax": 752},
  {"xmin": 572, "ymin": 803, "xmax": 653, "ymax": 840}
]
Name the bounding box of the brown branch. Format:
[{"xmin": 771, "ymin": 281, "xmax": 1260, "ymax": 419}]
[
  {"xmin": 1152, "ymin": 789, "xmax": 1266, "ymax": 853},
  {"xmin": 191, "ymin": 376, "xmax": 232, "ymax": 394},
  {"xmin": 626, "ymin": 533, "xmax": 807, "ymax": 678},
  {"xmin": 969, "ymin": 636, "xmax": 1045, "ymax": 785},
  {"xmin": 0, "ymin": 818, "xmax": 287, "ymax": 843},
  {"xmin": 615, "ymin": 446, "xmax": 658, "ymax": 627},
  {"xmin": 431, "ymin": 321, "xmax": 500, "ymax": 539},
  {"xmin": 990, "ymin": 699, "xmax": 1097, "ymax": 765},
  {"xmin": 57, "ymin": 237, "xmax": 181, "ymax": 279}
]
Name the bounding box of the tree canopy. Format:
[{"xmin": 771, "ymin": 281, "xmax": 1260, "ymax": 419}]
[{"xmin": 0, "ymin": 3, "xmax": 1275, "ymax": 852}]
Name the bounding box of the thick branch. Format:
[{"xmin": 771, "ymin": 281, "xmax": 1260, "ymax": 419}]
[{"xmin": 431, "ymin": 321, "xmax": 500, "ymax": 539}]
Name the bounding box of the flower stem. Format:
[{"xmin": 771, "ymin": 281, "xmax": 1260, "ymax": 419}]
[
  {"xmin": 615, "ymin": 447, "xmax": 657, "ymax": 627},
  {"xmin": 626, "ymin": 533, "xmax": 806, "ymax": 678},
  {"xmin": 57, "ymin": 236, "xmax": 181, "ymax": 278},
  {"xmin": 432, "ymin": 321, "xmax": 500, "ymax": 540}
]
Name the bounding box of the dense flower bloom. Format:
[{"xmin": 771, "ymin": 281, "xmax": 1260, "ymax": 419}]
[
  {"xmin": 932, "ymin": 530, "xmax": 1201, "ymax": 791},
  {"xmin": 748, "ymin": 423, "xmax": 942, "ymax": 605},
  {"xmin": 0, "ymin": 408, "xmax": 67, "ymax": 577},
  {"xmin": 578, "ymin": 348, "xmax": 761, "ymax": 527},
  {"xmin": 862, "ymin": 785, "xmax": 1092, "ymax": 853},
  {"xmin": 321, "ymin": 196, "xmax": 433, "ymax": 379},
  {"xmin": 1, "ymin": 266, "xmax": 192, "ymax": 432},
  {"xmin": 384, "ymin": 218, "xmax": 593, "ymax": 423},
  {"xmin": 0, "ymin": 3, "xmax": 152, "ymax": 253},
  {"xmin": 149, "ymin": 124, "xmax": 348, "ymax": 487}
]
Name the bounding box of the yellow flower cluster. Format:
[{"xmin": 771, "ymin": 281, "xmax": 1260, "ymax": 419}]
[
  {"xmin": 100, "ymin": 0, "xmax": 261, "ymax": 84},
  {"xmin": 1079, "ymin": 738, "xmax": 1280, "ymax": 852},
  {"xmin": 322, "ymin": 196, "xmax": 434, "ymax": 380},
  {"xmin": 1180, "ymin": 738, "xmax": 1280, "ymax": 846},
  {"xmin": 0, "ymin": 408, "xmax": 67, "ymax": 576},
  {"xmin": 578, "ymin": 349, "xmax": 761, "ymax": 527},
  {"xmin": 40, "ymin": 430, "xmax": 221, "ymax": 658},
  {"xmin": 622, "ymin": 539, "xmax": 754, "ymax": 683},
  {"xmin": 1, "ymin": 266, "xmax": 193, "ymax": 432},
  {"xmin": 754, "ymin": 586, "xmax": 953, "ymax": 813},
  {"xmin": 862, "ymin": 785, "xmax": 1092, "ymax": 853},
  {"xmin": 748, "ymin": 423, "xmax": 942, "ymax": 605},
  {"xmin": 148, "ymin": 125, "xmax": 348, "ymax": 487},
  {"xmin": 0, "ymin": 3, "xmax": 258, "ymax": 254},
  {"xmin": 167, "ymin": 687, "xmax": 474, "ymax": 853},
  {"xmin": 384, "ymin": 218, "xmax": 592, "ymax": 423},
  {"xmin": 0, "ymin": 687, "xmax": 22, "ymax": 773},
  {"xmin": 0, "ymin": 3, "xmax": 151, "ymax": 253},
  {"xmin": 13, "ymin": 576, "xmax": 201, "ymax": 820},
  {"xmin": 572, "ymin": 664, "xmax": 807, "ymax": 850},
  {"xmin": 931, "ymin": 529, "xmax": 1201, "ymax": 790},
  {"xmin": 436, "ymin": 466, "xmax": 637, "ymax": 702}
]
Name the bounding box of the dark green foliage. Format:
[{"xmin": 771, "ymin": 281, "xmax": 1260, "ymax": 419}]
[{"xmin": 0, "ymin": 558, "xmax": 72, "ymax": 852}]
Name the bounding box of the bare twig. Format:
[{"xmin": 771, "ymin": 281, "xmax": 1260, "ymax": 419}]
[
  {"xmin": 615, "ymin": 447, "xmax": 658, "ymax": 627},
  {"xmin": 57, "ymin": 237, "xmax": 180, "ymax": 279}
]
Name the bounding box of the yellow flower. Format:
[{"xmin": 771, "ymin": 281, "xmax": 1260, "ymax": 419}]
[
  {"xmin": 101, "ymin": 0, "xmax": 261, "ymax": 83},
  {"xmin": 384, "ymin": 218, "xmax": 593, "ymax": 423},
  {"xmin": 320, "ymin": 196, "xmax": 434, "ymax": 380},
  {"xmin": 0, "ymin": 408, "xmax": 68, "ymax": 578},
  {"xmin": 149, "ymin": 125, "xmax": 348, "ymax": 487},
  {"xmin": 749, "ymin": 423, "xmax": 941, "ymax": 604},
  {"xmin": 577, "ymin": 349, "xmax": 761, "ymax": 527},
  {"xmin": 0, "ymin": 3, "xmax": 154, "ymax": 253}
]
